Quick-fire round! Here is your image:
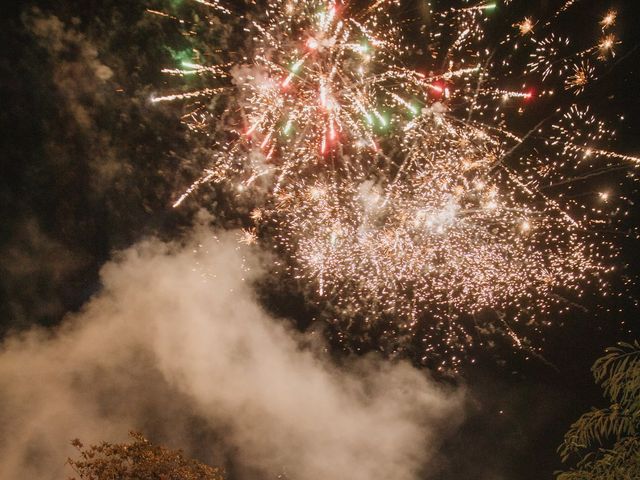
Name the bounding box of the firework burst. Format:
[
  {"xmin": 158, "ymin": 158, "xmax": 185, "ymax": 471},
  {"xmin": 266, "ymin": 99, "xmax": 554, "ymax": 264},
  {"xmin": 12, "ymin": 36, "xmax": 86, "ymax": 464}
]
[
  {"xmin": 152, "ymin": 0, "xmax": 638, "ymax": 367},
  {"xmin": 153, "ymin": 0, "xmax": 444, "ymax": 196}
]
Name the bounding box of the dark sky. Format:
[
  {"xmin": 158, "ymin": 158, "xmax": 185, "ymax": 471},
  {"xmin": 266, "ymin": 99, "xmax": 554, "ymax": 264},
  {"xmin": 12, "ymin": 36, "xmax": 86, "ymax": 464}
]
[{"xmin": 1, "ymin": 1, "xmax": 639, "ymax": 479}]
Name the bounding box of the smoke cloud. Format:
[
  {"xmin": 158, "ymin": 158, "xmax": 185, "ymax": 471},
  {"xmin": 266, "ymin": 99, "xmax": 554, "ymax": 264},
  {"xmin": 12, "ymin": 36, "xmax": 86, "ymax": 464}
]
[{"xmin": 0, "ymin": 222, "xmax": 463, "ymax": 480}]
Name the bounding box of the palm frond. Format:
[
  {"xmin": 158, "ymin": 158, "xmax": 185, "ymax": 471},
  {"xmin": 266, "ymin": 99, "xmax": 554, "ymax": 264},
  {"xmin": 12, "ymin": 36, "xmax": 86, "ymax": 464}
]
[
  {"xmin": 557, "ymin": 437, "xmax": 640, "ymax": 480},
  {"xmin": 557, "ymin": 340, "xmax": 640, "ymax": 480},
  {"xmin": 558, "ymin": 408, "xmax": 637, "ymax": 461},
  {"xmin": 593, "ymin": 341, "xmax": 640, "ymax": 409}
]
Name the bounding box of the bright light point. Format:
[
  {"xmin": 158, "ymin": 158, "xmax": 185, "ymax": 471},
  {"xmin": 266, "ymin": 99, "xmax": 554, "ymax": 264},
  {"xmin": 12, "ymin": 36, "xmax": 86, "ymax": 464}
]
[
  {"xmin": 356, "ymin": 42, "xmax": 371, "ymax": 55},
  {"xmin": 599, "ymin": 192, "xmax": 610, "ymax": 202},
  {"xmin": 365, "ymin": 113, "xmax": 374, "ymax": 125},
  {"xmin": 309, "ymin": 186, "xmax": 325, "ymax": 200},
  {"xmin": 181, "ymin": 61, "xmax": 197, "ymax": 70},
  {"xmin": 598, "ymin": 34, "xmax": 617, "ymax": 57},
  {"xmin": 245, "ymin": 123, "xmax": 258, "ymax": 136},
  {"xmin": 601, "ymin": 10, "xmax": 617, "ymax": 28},
  {"xmin": 518, "ymin": 18, "xmax": 534, "ymax": 35},
  {"xmin": 376, "ymin": 113, "xmax": 388, "ymax": 128},
  {"xmin": 485, "ymin": 200, "xmax": 498, "ymax": 210},
  {"xmin": 239, "ymin": 229, "xmax": 258, "ymax": 246},
  {"xmin": 306, "ymin": 38, "xmax": 319, "ymax": 50},
  {"xmin": 291, "ymin": 58, "xmax": 305, "ymax": 73},
  {"xmin": 282, "ymin": 119, "xmax": 294, "ymax": 136},
  {"xmin": 329, "ymin": 123, "xmax": 337, "ymax": 140}
]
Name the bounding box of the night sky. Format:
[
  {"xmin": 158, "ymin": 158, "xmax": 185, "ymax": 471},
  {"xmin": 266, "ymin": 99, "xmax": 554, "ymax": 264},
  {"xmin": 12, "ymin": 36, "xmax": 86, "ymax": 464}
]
[{"xmin": 1, "ymin": 1, "xmax": 640, "ymax": 479}]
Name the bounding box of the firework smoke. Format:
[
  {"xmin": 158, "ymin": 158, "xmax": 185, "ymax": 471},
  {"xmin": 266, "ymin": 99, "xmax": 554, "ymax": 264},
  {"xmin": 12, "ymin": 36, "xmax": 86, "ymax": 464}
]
[{"xmin": 0, "ymin": 224, "xmax": 462, "ymax": 480}]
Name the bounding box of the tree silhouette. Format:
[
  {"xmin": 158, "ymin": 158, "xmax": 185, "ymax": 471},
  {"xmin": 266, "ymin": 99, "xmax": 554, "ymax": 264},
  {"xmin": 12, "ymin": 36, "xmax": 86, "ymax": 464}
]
[
  {"xmin": 557, "ymin": 341, "xmax": 640, "ymax": 480},
  {"xmin": 67, "ymin": 432, "xmax": 224, "ymax": 480}
]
